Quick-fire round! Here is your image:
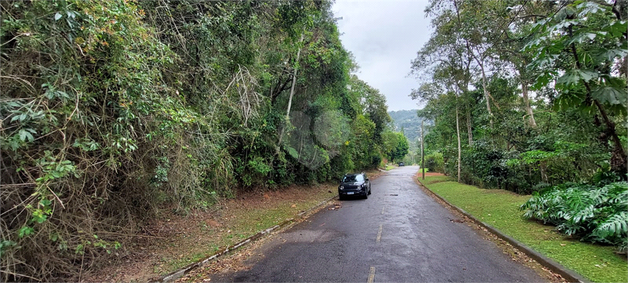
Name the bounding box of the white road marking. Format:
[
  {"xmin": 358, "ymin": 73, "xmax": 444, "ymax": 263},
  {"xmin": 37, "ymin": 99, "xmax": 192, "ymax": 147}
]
[{"xmin": 367, "ymin": 266, "xmax": 376, "ymax": 283}]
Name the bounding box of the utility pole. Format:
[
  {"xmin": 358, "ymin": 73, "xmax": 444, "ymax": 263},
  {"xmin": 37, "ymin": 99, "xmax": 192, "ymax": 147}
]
[{"xmin": 421, "ymin": 120, "xmax": 425, "ymax": 180}]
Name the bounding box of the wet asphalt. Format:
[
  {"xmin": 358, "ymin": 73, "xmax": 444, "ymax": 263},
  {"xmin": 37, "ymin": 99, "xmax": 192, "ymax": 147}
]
[{"xmin": 209, "ymin": 166, "xmax": 544, "ymax": 282}]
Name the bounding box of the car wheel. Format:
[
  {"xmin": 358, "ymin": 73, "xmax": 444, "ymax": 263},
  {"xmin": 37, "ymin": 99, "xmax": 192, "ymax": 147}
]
[
  {"xmin": 364, "ymin": 190, "xmax": 368, "ymax": 199},
  {"xmin": 338, "ymin": 194, "xmax": 344, "ymax": 201},
  {"xmin": 368, "ymin": 186, "xmax": 372, "ymax": 195}
]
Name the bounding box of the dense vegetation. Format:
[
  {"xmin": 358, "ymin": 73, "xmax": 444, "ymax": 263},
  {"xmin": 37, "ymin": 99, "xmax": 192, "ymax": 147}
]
[
  {"xmin": 521, "ymin": 182, "xmax": 628, "ymax": 252},
  {"xmin": 0, "ymin": 0, "xmax": 399, "ymax": 281},
  {"xmin": 411, "ymin": 0, "xmax": 627, "ymax": 250}
]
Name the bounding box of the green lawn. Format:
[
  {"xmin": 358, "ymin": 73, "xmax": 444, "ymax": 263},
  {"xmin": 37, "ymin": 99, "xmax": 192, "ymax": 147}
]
[{"xmin": 420, "ymin": 176, "xmax": 628, "ymax": 283}]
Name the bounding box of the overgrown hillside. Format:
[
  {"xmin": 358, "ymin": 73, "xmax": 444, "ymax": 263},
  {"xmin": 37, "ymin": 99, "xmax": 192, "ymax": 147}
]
[
  {"xmin": 387, "ymin": 110, "xmax": 423, "ymax": 164},
  {"xmin": 389, "ymin": 109, "xmax": 420, "ymax": 143},
  {"xmin": 0, "ymin": 1, "xmax": 396, "ymax": 281}
]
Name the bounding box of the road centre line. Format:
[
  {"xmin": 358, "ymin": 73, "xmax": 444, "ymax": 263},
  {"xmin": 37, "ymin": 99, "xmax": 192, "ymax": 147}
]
[
  {"xmin": 376, "ymin": 224, "xmax": 382, "ymax": 243},
  {"xmin": 367, "ymin": 266, "xmax": 375, "ymax": 283},
  {"xmin": 381, "ymin": 206, "xmax": 385, "ymax": 214}
]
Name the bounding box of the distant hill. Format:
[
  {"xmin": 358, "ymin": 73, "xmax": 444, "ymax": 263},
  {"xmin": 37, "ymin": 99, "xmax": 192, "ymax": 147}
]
[{"xmin": 388, "ymin": 109, "xmax": 427, "ymax": 147}]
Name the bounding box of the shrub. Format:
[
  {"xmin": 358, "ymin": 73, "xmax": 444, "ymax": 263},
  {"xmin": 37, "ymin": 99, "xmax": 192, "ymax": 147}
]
[
  {"xmin": 520, "ymin": 182, "xmax": 628, "ymax": 251},
  {"xmin": 425, "ymin": 152, "xmax": 444, "ymax": 173}
]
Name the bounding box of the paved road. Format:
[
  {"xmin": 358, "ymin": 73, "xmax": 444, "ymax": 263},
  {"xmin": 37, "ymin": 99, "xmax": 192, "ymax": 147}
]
[{"xmin": 210, "ymin": 166, "xmax": 544, "ymax": 282}]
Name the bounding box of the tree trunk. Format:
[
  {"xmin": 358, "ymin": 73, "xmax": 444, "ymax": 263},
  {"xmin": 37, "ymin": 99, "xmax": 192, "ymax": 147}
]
[
  {"xmin": 540, "ymin": 161, "xmax": 548, "ymax": 183},
  {"xmin": 466, "ymin": 105, "xmax": 473, "ymax": 146},
  {"xmin": 521, "ymin": 82, "xmax": 537, "ymax": 128},
  {"xmin": 478, "ymin": 62, "xmax": 494, "ymax": 128},
  {"xmin": 277, "ymin": 33, "xmax": 304, "ymax": 148},
  {"xmin": 593, "ymin": 99, "xmax": 627, "ymax": 176},
  {"xmin": 285, "ymin": 33, "xmax": 304, "ymax": 121},
  {"xmin": 452, "ymin": 0, "xmax": 494, "ymax": 128},
  {"xmin": 421, "ymin": 120, "xmax": 425, "ymax": 180},
  {"xmin": 456, "ymin": 103, "xmax": 462, "ymax": 183}
]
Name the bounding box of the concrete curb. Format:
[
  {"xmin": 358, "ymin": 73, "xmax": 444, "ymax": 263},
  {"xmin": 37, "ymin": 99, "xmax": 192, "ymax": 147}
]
[
  {"xmin": 416, "ymin": 179, "xmax": 590, "ymax": 283},
  {"xmin": 155, "ymin": 195, "xmax": 337, "ymax": 283}
]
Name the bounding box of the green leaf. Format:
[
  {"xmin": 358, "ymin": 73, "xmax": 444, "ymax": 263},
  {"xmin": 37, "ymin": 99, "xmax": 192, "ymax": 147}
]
[
  {"xmin": 592, "ymin": 86, "xmax": 628, "ymax": 105},
  {"xmin": 555, "ymin": 5, "xmax": 577, "ymax": 21},
  {"xmin": 594, "ymin": 211, "xmax": 628, "ymax": 238},
  {"xmin": 18, "ymin": 226, "xmax": 34, "ymax": 238},
  {"xmin": 605, "ymin": 20, "xmax": 627, "ymax": 37},
  {"xmin": 75, "ymin": 244, "xmax": 84, "ymax": 255},
  {"xmin": 565, "ymin": 32, "xmax": 598, "ymax": 45},
  {"xmin": 18, "ymin": 129, "xmax": 35, "ymax": 142},
  {"xmin": 595, "ymin": 48, "xmax": 628, "ymax": 62},
  {"xmin": 39, "ymin": 199, "xmax": 52, "ymax": 207},
  {"xmin": 0, "ymin": 240, "xmax": 17, "ymax": 258},
  {"xmin": 286, "ymin": 146, "xmax": 298, "ymax": 159},
  {"xmin": 576, "ymin": 2, "xmax": 604, "ymax": 17},
  {"xmin": 556, "ymin": 69, "xmax": 599, "ymax": 86}
]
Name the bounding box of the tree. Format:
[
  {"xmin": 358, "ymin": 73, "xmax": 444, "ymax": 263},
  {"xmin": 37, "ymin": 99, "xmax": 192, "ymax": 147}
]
[
  {"xmin": 524, "ymin": 1, "xmax": 627, "ymax": 176},
  {"xmin": 382, "ymin": 131, "xmax": 409, "ymax": 163}
]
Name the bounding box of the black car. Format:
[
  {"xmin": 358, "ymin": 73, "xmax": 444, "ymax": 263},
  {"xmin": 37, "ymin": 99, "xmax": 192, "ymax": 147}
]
[
  {"xmin": 398, "ymin": 162, "xmax": 405, "ymax": 166},
  {"xmin": 338, "ymin": 173, "xmax": 371, "ymax": 200}
]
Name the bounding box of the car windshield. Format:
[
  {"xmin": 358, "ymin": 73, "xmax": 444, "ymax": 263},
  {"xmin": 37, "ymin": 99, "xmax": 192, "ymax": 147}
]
[
  {"xmin": 342, "ymin": 175, "xmax": 357, "ymax": 182},
  {"xmin": 343, "ymin": 174, "xmax": 364, "ymax": 182}
]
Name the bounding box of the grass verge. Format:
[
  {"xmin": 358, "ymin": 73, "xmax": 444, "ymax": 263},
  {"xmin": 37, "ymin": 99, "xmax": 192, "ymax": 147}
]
[{"xmin": 419, "ymin": 175, "xmax": 627, "ymax": 283}]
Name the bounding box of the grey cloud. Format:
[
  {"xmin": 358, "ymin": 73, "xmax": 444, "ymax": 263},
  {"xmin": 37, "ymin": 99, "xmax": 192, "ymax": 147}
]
[{"xmin": 333, "ymin": 0, "xmax": 431, "ymax": 111}]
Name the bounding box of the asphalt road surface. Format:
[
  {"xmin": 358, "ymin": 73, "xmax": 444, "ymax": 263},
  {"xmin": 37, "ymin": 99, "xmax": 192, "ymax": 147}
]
[{"xmin": 210, "ymin": 166, "xmax": 544, "ymax": 282}]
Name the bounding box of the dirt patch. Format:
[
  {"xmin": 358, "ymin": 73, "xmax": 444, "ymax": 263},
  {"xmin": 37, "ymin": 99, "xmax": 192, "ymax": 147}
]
[{"xmin": 413, "ymin": 174, "xmax": 567, "ymax": 283}]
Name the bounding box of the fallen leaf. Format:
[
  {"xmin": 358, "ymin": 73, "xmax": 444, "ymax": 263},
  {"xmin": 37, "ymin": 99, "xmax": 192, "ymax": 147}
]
[{"xmin": 291, "ymin": 204, "xmax": 296, "ymax": 208}]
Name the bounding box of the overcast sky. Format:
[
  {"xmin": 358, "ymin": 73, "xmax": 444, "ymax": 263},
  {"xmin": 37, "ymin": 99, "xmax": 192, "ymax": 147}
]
[{"xmin": 332, "ymin": 0, "xmax": 432, "ymax": 111}]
